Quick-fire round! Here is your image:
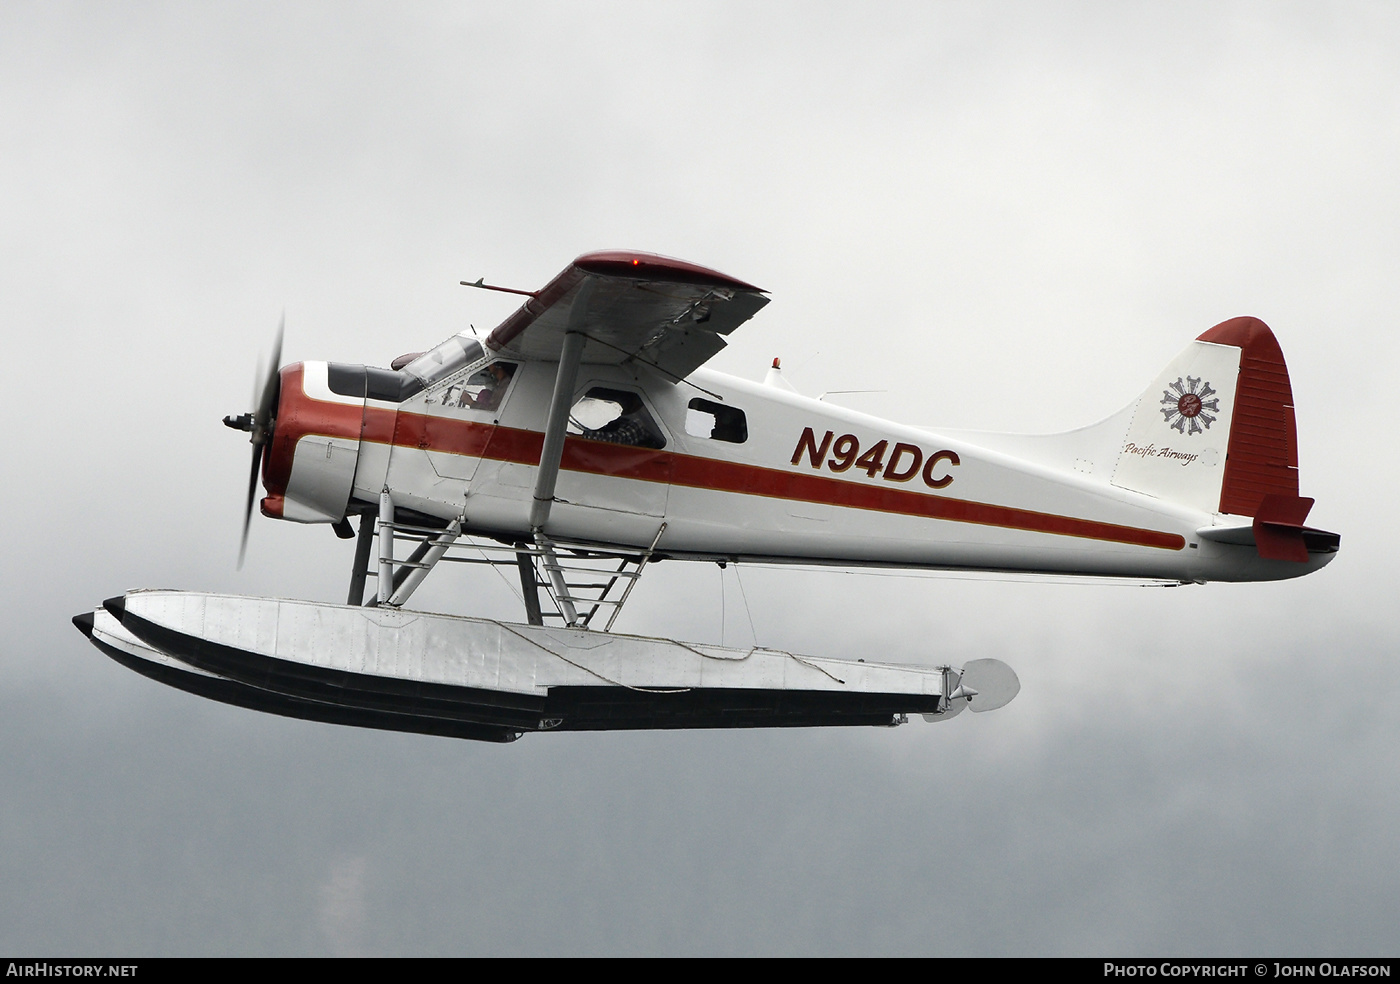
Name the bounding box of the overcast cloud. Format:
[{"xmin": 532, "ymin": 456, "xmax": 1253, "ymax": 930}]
[{"xmin": 2, "ymin": 1, "xmax": 1396, "ymax": 956}]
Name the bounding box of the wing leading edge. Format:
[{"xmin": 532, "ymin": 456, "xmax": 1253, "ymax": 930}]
[{"xmin": 485, "ymin": 251, "xmax": 769, "ymax": 379}]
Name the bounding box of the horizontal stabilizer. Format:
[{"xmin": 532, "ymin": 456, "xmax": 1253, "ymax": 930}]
[
  {"xmin": 1197, "ymin": 513, "xmax": 1340, "ymax": 560},
  {"xmin": 1252, "ymin": 493, "xmax": 1314, "ymax": 562}
]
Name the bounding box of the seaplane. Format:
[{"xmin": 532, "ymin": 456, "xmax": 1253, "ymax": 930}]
[{"xmin": 74, "ymin": 251, "xmax": 1340, "ymax": 743}]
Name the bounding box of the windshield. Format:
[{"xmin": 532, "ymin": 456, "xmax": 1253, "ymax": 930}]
[{"xmin": 402, "ymin": 333, "xmax": 485, "ymax": 389}]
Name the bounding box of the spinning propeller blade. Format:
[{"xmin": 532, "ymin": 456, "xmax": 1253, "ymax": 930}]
[
  {"xmin": 239, "ymin": 446, "xmax": 262, "ymax": 568},
  {"xmin": 227, "ymin": 315, "xmax": 284, "ymax": 568}
]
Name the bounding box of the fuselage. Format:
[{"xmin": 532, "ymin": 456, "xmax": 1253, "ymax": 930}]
[{"xmin": 261, "ymin": 357, "xmax": 1333, "ymax": 583}]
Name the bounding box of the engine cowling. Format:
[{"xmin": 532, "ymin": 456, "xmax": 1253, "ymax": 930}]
[{"xmin": 261, "ymin": 362, "xmax": 363, "ymax": 524}]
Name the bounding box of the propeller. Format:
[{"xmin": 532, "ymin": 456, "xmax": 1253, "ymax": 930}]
[{"xmin": 223, "ymin": 315, "xmax": 284, "ymax": 568}]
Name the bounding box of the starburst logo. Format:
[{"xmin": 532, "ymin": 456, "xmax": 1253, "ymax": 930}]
[{"xmin": 1160, "ymin": 376, "xmax": 1219, "ymax": 435}]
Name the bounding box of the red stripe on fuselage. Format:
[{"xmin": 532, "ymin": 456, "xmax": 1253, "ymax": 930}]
[
  {"xmin": 271, "ymin": 366, "xmax": 1184, "ymax": 550},
  {"xmin": 666, "ymin": 455, "xmax": 1184, "ymax": 550}
]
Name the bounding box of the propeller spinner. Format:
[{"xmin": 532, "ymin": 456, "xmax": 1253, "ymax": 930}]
[{"xmin": 222, "ymin": 316, "xmax": 284, "ymax": 567}]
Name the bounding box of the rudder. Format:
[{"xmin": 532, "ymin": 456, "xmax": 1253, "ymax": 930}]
[{"xmin": 1196, "ymin": 317, "xmax": 1299, "ymax": 515}]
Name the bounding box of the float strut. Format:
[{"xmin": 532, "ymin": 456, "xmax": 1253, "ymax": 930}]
[
  {"xmin": 377, "ymin": 490, "xmax": 395, "ymax": 605},
  {"xmin": 347, "ymin": 509, "xmax": 376, "ymax": 606},
  {"xmin": 516, "ymin": 544, "xmax": 544, "ymax": 626},
  {"xmin": 388, "ymin": 518, "xmax": 461, "ymax": 608}
]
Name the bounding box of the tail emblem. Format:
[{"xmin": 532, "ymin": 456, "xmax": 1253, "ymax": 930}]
[{"xmin": 1160, "ymin": 376, "xmax": 1219, "ymax": 436}]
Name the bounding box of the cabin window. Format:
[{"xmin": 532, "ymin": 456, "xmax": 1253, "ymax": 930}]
[
  {"xmin": 438, "ymin": 361, "xmax": 517, "ymax": 411},
  {"xmin": 567, "ymin": 387, "xmax": 666, "ymax": 449},
  {"xmin": 685, "ymin": 398, "xmax": 747, "ymax": 444}
]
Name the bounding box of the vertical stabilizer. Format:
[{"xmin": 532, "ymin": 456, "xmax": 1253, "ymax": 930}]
[
  {"xmin": 1111, "ymin": 326, "xmax": 1242, "ymax": 512},
  {"xmin": 1112, "ymin": 317, "xmax": 1301, "ymax": 519}
]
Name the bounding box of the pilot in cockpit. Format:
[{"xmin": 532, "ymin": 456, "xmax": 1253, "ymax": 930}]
[{"xmin": 449, "ymin": 362, "xmax": 515, "ymax": 410}]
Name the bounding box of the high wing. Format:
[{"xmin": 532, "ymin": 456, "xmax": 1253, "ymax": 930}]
[{"xmin": 485, "ymin": 250, "xmax": 769, "ymax": 379}]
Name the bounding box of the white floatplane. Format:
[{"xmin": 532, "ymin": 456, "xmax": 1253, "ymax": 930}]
[{"xmin": 75, "ymin": 251, "xmax": 1338, "ymax": 741}]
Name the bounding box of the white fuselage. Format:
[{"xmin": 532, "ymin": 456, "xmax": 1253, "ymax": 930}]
[{"xmin": 273, "ymin": 359, "xmax": 1329, "ymax": 584}]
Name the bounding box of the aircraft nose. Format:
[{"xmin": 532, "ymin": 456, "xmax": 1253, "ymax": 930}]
[{"xmin": 257, "ymin": 363, "xmax": 362, "ymax": 526}]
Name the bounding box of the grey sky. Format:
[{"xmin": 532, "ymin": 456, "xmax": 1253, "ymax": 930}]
[{"xmin": 2, "ymin": 1, "xmax": 1396, "ymax": 955}]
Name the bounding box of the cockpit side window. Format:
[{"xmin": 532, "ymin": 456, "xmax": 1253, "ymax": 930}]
[
  {"xmin": 567, "ymin": 387, "xmax": 666, "ymax": 449},
  {"xmin": 437, "ymin": 361, "xmax": 517, "ymax": 411},
  {"xmin": 685, "ymin": 398, "xmax": 747, "ymax": 444}
]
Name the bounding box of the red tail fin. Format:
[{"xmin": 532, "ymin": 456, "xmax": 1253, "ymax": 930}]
[{"xmin": 1196, "ymin": 317, "xmax": 1299, "ymax": 516}]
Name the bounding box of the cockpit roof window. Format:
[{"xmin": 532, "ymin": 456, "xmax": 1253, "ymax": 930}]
[{"xmin": 402, "ymin": 333, "xmax": 485, "ymax": 390}]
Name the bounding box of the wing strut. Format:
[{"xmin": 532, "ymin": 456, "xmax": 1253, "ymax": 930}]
[{"xmin": 529, "ymin": 279, "xmax": 595, "ymax": 532}]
